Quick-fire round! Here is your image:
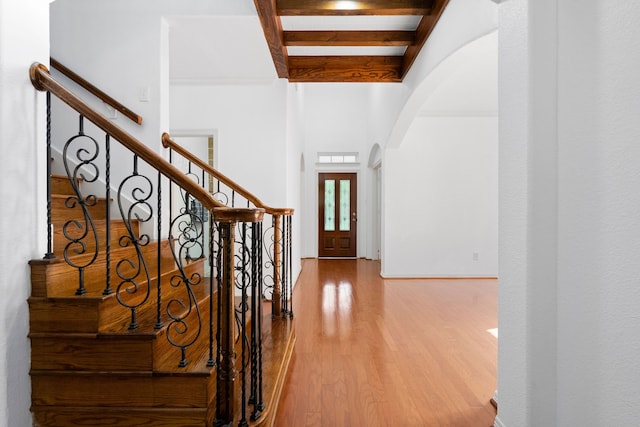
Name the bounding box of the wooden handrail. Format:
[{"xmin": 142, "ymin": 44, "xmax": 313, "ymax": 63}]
[
  {"xmin": 162, "ymin": 132, "xmax": 294, "ymax": 216},
  {"xmin": 30, "ymin": 62, "xmax": 264, "ymax": 220},
  {"xmin": 50, "ymin": 58, "xmax": 144, "ymax": 126}
]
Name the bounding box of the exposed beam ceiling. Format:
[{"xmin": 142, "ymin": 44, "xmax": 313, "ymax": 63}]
[
  {"xmin": 254, "ymin": 0, "xmax": 450, "ymax": 83},
  {"xmin": 283, "ymin": 30, "xmax": 415, "ymax": 47},
  {"xmin": 277, "ymin": 0, "xmax": 434, "ymax": 16}
]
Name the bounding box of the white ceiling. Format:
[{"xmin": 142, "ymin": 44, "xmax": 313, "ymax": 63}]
[
  {"xmin": 168, "ymin": 14, "xmax": 423, "ymax": 84},
  {"xmin": 168, "ymin": 11, "xmax": 497, "ymax": 114},
  {"xmin": 280, "ymin": 15, "xmax": 421, "ymax": 30}
]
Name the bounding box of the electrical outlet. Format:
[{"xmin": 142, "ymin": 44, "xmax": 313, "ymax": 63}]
[{"xmin": 473, "ymin": 252, "xmax": 479, "ymax": 261}]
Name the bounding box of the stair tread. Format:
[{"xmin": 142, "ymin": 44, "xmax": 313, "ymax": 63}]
[{"xmin": 29, "ymin": 257, "xmax": 207, "ymax": 335}]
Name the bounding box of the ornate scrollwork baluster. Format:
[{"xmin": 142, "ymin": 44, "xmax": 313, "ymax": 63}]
[
  {"xmin": 262, "ymin": 218, "xmax": 276, "ymax": 301},
  {"xmin": 115, "ymin": 155, "xmax": 152, "ymax": 330},
  {"xmin": 165, "ymin": 193, "xmax": 205, "ymax": 367},
  {"xmin": 155, "ymin": 171, "xmax": 163, "ymax": 329},
  {"xmin": 62, "ymin": 115, "xmax": 101, "ymax": 296},
  {"xmin": 207, "ymin": 218, "xmax": 219, "ymax": 368}
]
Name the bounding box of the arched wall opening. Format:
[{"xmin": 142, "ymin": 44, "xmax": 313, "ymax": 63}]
[{"xmin": 381, "ymin": 31, "xmax": 499, "ymax": 278}]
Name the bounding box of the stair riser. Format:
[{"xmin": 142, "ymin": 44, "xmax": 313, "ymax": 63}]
[
  {"xmin": 29, "ymin": 299, "xmax": 101, "ymax": 333},
  {"xmin": 30, "ymin": 373, "xmax": 214, "ymax": 408},
  {"xmin": 32, "ymin": 407, "xmax": 212, "ymax": 427},
  {"xmin": 30, "ymin": 293, "xmax": 212, "ymax": 371},
  {"xmin": 30, "ymin": 337, "xmax": 154, "ymax": 371},
  {"xmin": 51, "ymin": 196, "xmax": 108, "ymax": 221},
  {"xmin": 50, "ymin": 175, "xmax": 77, "ymax": 195},
  {"xmin": 153, "ymin": 293, "xmax": 215, "ymax": 370},
  {"xmin": 52, "ymin": 220, "xmax": 139, "ymax": 259}
]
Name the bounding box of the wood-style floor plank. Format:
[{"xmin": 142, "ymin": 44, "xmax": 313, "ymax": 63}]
[{"xmin": 275, "ymin": 259, "xmax": 497, "ymax": 426}]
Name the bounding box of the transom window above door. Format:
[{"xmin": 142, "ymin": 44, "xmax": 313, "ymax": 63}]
[{"xmin": 317, "ymin": 152, "xmax": 359, "ymax": 164}]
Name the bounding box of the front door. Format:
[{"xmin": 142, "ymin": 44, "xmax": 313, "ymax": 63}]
[{"xmin": 318, "ymin": 173, "xmax": 357, "ymax": 257}]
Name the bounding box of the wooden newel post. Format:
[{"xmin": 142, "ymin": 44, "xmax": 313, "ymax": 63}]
[
  {"xmin": 213, "ymin": 207, "xmax": 264, "ymax": 426},
  {"xmin": 272, "ymin": 214, "xmax": 282, "ymax": 317},
  {"xmin": 215, "ymin": 218, "xmax": 237, "ymax": 425}
]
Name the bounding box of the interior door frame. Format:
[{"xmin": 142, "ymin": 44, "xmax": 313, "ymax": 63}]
[
  {"xmin": 317, "ymin": 171, "xmax": 358, "ymax": 258},
  {"xmin": 168, "ymin": 129, "xmax": 218, "ymax": 275}
]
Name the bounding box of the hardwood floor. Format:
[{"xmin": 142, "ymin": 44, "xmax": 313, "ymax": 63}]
[{"xmin": 274, "ymin": 259, "xmax": 497, "ymax": 427}]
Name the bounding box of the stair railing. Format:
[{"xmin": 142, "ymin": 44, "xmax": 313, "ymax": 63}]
[
  {"xmin": 50, "ymin": 57, "xmax": 144, "ymax": 125},
  {"xmin": 162, "ymin": 133, "xmax": 295, "ymax": 320},
  {"xmin": 30, "ymin": 62, "xmax": 266, "ymax": 425}
]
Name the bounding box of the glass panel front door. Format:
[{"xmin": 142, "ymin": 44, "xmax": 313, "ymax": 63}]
[{"xmin": 318, "ymin": 173, "xmax": 357, "ymax": 257}]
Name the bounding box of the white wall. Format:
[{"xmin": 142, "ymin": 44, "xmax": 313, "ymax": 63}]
[
  {"xmin": 170, "ymin": 81, "xmax": 304, "ymax": 283},
  {"xmin": 363, "ymin": 0, "xmax": 498, "ymax": 278},
  {"xmin": 285, "ymin": 83, "xmax": 304, "ymax": 283},
  {"xmin": 300, "ymin": 83, "xmax": 371, "ymax": 258},
  {"xmin": 49, "ymin": 0, "xmax": 259, "ymax": 185},
  {"xmin": 50, "ymin": 0, "xmax": 168, "ymax": 147},
  {"xmin": 497, "ymin": 0, "xmax": 640, "ymax": 426},
  {"xmin": 384, "ymin": 116, "xmax": 498, "ymax": 277},
  {"xmin": 0, "ymin": 0, "xmax": 50, "ymax": 425},
  {"xmin": 170, "ymin": 83, "xmax": 288, "ymax": 207},
  {"xmin": 381, "ymin": 29, "xmax": 499, "ymax": 278},
  {"xmin": 495, "ymin": 1, "xmax": 530, "ymax": 426}
]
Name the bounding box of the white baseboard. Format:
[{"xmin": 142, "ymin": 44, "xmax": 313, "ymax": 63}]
[{"xmin": 493, "ymin": 416, "xmax": 506, "ymax": 427}]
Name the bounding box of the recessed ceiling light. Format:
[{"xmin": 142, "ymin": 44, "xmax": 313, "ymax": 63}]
[{"xmin": 333, "ymin": 1, "xmax": 360, "ymax": 10}]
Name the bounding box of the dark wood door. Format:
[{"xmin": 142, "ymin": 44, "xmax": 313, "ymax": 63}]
[{"xmin": 318, "ymin": 173, "xmax": 357, "ymax": 257}]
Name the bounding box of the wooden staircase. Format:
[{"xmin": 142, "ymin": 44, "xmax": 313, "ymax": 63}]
[
  {"xmin": 28, "ymin": 175, "xmax": 295, "ymax": 426},
  {"xmin": 29, "ymin": 174, "xmax": 216, "ymax": 426}
]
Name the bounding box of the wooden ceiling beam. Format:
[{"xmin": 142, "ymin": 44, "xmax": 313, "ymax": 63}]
[
  {"xmin": 284, "ymin": 30, "xmax": 415, "ymax": 46},
  {"xmin": 288, "ymin": 55, "xmax": 403, "ymax": 82},
  {"xmin": 277, "ymin": 0, "xmax": 434, "ymax": 16},
  {"xmin": 254, "ymin": 0, "xmax": 289, "ymax": 78},
  {"xmin": 402, "ymin": 0, "xmax": 449, "ymax": 78}
]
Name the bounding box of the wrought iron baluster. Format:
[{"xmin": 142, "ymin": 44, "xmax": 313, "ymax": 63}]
[
  {"xmin": 215, "ymin": 220, "xmax": 223, "ymax": 371},
  {"xmin": 262, "ymin": 217, "xmax": 276, "ymax": 302},
  {"xmin": 207, "ymin": 218, "xmax": 216, "ymax": 368},
  {"xmin": 115, "ymin": 154, "xmax": 152, "ymax": 330},
  {"xmin": 61, "ymin": 114, "xmax": 100, "ymax": 296},
  {"xmin": 287, "ymin": 214, "xmax": 294, "ymax": 318},
  {"xmin": 282, "ymin": 215, "xmax": 288, "ymax": 317},
  {"xmin": 272, "ymin": 214, "xmax": 282, "ymax": 317},
  {"xmin": 44, "ymin": 91, "xmax": 55, "ymax": 260},
  {"xmin": 103, "ymin": 134, "xmax": 112, "ymax": 295},
  {"xmin": 166, "ymin": 191, "xmax": 204, "ymax": 367},
  {"xmin": 239, "ymin": 222, "xmax": 249, "ymax": 427},
  {"xmin": 169, "ymin": 148, "xmax": 173, "ymax": 227},
  {"xmin": 155, "ymin": 171, "xmax": 163, "ymax": 329},
  {"xmin": 251, "ymin": 220, "xmax": 265, "ymax": 421}
]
